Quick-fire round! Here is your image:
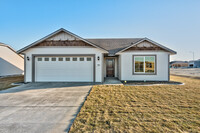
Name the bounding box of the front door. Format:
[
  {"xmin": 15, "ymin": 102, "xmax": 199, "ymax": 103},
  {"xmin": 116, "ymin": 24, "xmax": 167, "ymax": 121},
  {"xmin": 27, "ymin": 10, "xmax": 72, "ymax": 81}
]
[{"xmin": 106, "ymin": 59, "xmax": 114, "ymax": 77}]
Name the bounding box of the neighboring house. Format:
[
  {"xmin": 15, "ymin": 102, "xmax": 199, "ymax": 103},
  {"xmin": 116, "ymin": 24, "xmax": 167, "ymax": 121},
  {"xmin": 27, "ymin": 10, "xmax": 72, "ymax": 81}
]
[
  {"xmin": 0, "ymin": 43, "xmax": 24, "ymax": 76},
  {"xmin": 170, "ymin": 61, "xmax": 188, "ymax": 68},
  {"xmin": 188, "ymin": 59, "xmax": 200, "ymax": 68},
  {"xmin": 17, "ymin": 28, "xmax": 176, "ymax": 83}
]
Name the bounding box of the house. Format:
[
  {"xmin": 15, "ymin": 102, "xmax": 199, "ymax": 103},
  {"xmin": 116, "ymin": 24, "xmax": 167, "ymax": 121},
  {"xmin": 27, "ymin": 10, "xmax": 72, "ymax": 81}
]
[
  {"xmin": 188, "ymin": 59, "xmax": 200, "ymax": 68},
  {"xmin": 170, "ymin": 61, "xmax": 188, "ymax": 68},
  {"xmin": 0, "ymin": 43, "xmax": 24, "ymax": 76},
  {"xmin": 17, "ymin": 28, "xmax": 176, "ymax": 83}
]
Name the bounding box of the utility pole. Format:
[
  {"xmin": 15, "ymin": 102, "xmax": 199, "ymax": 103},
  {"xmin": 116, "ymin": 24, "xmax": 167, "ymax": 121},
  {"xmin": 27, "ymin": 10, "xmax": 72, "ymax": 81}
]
[
  {"xmin": 189, "ymin": 51, "xmax": 195, "ymax": 61},
  {"xmin": 192, "ymin": 52, "xmax": 194, "ymax": 61}
]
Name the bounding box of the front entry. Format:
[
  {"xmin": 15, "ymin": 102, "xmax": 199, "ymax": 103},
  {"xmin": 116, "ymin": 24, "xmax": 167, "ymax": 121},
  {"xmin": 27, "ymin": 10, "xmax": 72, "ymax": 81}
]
[{"xmin": 106, "ymin": 59, "xmax": 115, "ymax": 77}]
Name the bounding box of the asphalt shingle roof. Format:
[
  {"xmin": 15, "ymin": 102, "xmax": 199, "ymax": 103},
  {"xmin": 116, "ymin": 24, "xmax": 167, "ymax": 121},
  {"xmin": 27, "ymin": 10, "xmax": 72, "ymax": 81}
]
[{"xmin": 86, "ymin": 38, "xmax": 144, "ymax": 54}]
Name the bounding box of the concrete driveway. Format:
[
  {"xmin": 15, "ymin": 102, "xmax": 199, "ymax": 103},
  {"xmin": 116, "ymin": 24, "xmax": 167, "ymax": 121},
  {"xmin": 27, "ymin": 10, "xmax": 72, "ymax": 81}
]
[{"xmin": 0, "ymin": 83, "xmax": 92, "ymax": 133}]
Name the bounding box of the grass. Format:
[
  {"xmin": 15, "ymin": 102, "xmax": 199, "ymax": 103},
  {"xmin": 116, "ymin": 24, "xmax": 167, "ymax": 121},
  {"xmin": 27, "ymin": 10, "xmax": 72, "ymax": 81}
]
[
  {"xmin": 0, "ymin": 75, "xmax": 24, "ymax": 91},
  {"xmin": 69, "ymin": 76, "xmax": 200, "ymax": 133}
]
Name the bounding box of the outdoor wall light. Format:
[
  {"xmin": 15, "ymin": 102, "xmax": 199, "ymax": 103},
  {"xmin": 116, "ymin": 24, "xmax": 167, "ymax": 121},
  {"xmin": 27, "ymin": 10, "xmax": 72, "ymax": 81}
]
[
  {"xmin": 97, "ymin": 56, "xmax": 100, "ymax": 61},
  {"xmin": 27, "ymin": 56, "xmax": 30, "ymax": 61}
]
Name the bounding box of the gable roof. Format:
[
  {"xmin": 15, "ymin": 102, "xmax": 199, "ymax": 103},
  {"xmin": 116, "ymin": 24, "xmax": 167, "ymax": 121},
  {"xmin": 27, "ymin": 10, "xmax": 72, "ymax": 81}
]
[
  {"xmin": 17, "ymin": 28, "xmax": 108, "ymax": 53},
  {"xmin": 115, "ymin": 38, "xmax": 177, "ymax": 55},
  {"xmin": 0, "ymin": 43, "xmax": 24, "ymax": 59},
  {"xmin": 17, "ymin": 28, "xmax": 176, "ymax": 55},
  {"xmin": 87, "ymin": 38, "xmax": 176, "ymax": 55}
]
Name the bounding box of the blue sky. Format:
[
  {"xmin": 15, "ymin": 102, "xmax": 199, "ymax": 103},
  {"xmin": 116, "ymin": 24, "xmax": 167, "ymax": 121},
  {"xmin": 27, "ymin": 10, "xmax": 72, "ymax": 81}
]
[{"xmin": 0, "ymin": 0, "xmax": 200, "ymax": 61}]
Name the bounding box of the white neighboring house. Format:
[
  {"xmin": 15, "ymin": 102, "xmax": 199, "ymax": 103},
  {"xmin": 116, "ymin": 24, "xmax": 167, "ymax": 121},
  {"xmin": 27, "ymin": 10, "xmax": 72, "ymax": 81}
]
[
  {"xmin": 18, "ymin": 28, "xmax": 176, "ymax": 83},
  {"xmin": 0, "ymin": 43, "xmax": 24, "ymax": 76}
]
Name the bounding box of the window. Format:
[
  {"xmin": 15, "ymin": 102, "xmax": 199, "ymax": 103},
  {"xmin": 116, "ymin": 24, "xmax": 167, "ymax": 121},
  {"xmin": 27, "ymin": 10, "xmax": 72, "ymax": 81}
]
[
  {"xmin": 80, "ymin": 57, "xmax": 84, "ymax": 61},
  {"xmin": 51, "ymin": 57, "xmax": 56, "ymax": 61},
  {"xmin": 135, "ymin": 57, "xmax": 144, "ymax": 72},
  {"xmin": 38, "ymin": 58, "xmax": 42, "ymax": 61},
  {"xmin": 65, "ymin": 57, "xmax": 70, "ymax": 61},
  {"xmin": 73, "ymin": 57, "xmax": 77, "ymax": 61},
  {"xmin": 133, "ymin": 56, "xmax": 155, "ymax": 74},
  {"xmin": 87, "ymin": 57, "xmax": 91, "ymax": 61},
  {"xmin": 44, "ymin": 58, "xmax": 49, "ymax": 61},
  {"xmin": 145, "ymin": 56, "xmax": 155, "ymax": 73},
  {"xmin": 58, "ymin": 57, "xmax": 63, "ymax": 61}
]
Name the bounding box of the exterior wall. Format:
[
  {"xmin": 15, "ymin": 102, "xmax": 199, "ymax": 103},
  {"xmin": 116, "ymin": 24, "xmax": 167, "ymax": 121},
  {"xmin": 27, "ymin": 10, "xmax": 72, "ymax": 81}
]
[
  {"xmin": 103, "ymin": 57, "xmax": 118, "ymax": 78},
  {"xmin": 195, "ymin": 61, "xmax": 200, "ymax": 68},
  {"xmin": 0, "ymin": 46, "xmax": 24, "ymax": 76},
  {"xmin": 115, "ymin": 57, "xmax": 118, "ymax": 77},
  {"xmin": 23, "ymin": 47, "xmax": 104, "ymax": 82},
  {"xmin": 119, "ymin": 51, "xmax": 170, "ymax": 81},
  {"xmin": 118, "ymin": 55, "xmax": 122, "ymax": 80},
  {"xmin": 102, "ymin": 55, "xmax": 104, "ymax": 82}
]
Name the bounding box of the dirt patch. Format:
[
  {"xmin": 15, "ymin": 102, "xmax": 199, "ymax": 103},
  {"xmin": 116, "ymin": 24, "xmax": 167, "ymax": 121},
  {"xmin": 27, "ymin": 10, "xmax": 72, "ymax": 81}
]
[{"xmin": 0, "ymin": 75, "xmax": 24, "ymax": 91}]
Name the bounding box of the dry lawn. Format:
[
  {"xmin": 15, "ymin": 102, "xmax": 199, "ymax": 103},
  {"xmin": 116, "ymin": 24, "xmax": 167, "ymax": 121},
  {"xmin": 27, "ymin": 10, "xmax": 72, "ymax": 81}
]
[
  {"xmin": 0, "ymin": 75, "xmax": 24, "ymax": 91},
  {"xmin": 70, "ymin": 76, "xmax": 200, "ymax": 133}
]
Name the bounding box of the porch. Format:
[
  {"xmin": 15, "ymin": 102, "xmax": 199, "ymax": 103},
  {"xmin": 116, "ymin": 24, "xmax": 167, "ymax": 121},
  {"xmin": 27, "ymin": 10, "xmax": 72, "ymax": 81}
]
[{"xmin": 103, "ymin": 77, "xmax": 123, "ymax": 85}]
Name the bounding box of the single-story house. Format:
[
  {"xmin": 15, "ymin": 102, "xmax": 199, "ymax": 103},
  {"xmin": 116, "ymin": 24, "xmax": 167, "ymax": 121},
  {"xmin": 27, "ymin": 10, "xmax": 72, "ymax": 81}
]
[
  {"xmin": 170, "ymin": 61, "xmax": 188, "ymax": 68},
  {"xmin": 0, "ymin": 43, "xmax": 24, "ymax": 76},
  {"xmin": 188, "ymin": 59, "xmax": 200, "ymax": 68},
  {"xmin": 17, "ymin": 28, "xmax": 176, "ymax": 83}
]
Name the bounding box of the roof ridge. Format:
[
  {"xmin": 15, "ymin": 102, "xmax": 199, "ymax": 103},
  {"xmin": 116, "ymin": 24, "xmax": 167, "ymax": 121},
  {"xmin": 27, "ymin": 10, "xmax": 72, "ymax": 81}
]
[{"xmin": 86, "ymin": 38, "xmax": 144, "ymax": 39}]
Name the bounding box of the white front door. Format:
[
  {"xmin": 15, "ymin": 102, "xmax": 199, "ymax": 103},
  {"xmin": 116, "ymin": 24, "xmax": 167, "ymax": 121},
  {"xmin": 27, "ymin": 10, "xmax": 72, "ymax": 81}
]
[{"xmin": 35, "ymin": 56, "xmax": 94, "ymax": 82}]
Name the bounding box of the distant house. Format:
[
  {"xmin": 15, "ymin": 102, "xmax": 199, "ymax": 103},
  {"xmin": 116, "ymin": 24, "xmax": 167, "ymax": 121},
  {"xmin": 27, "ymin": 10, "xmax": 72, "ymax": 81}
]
[
  {"xmin": 0, "ymin": 43, "xmax": 24, "ymax": 76},
  {"xmin": 170, "ymin": 61, "xmax": 188, "ymax": 68},
  {"xmin": 188, "ymin": 59, "xmax": 200, "ymax": 68}
]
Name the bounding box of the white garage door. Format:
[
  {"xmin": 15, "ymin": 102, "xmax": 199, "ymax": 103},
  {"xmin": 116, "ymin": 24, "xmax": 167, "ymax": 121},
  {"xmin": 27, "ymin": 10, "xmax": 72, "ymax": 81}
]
[{"xmin": 35, "ymin": 56, "xmax": 94, "ymax": 82}]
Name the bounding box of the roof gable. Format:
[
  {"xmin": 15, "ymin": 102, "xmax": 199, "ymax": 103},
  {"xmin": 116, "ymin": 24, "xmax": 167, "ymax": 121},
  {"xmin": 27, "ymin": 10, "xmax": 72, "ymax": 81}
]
[
  {"xmin": 17, "ymin": 28, "xmax": 176, "ymax": 55},
  {"xmin": 47, "ymin": 31, "xmax": 78, "ymax": 41},
  {"xmin": 116, "ymin": 38, "xmax": 177, "ymax": 55},
  {"xmin": 17, "ymin": 28, "xmax": 107, "ymax": 53}
]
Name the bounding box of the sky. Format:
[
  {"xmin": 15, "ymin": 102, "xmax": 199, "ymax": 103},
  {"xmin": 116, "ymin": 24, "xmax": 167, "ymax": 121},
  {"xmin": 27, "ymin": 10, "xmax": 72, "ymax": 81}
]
[{"xmin": 0, "ymin": 0, "xmax": 200, "ymax": 61}]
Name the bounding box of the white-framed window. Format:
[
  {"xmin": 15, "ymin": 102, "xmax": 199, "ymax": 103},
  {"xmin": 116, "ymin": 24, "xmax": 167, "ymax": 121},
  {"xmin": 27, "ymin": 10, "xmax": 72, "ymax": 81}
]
[
  {"xmin": 58, "ymin": 57, "xmax": 63, "ymax": 61},
  {"xmin": 80, "ymin": 57, "xmax": 84, "ymax": 61},
  {"xmin": 73, "ymin": 57, "xmax": 77, "ymax": 61},
  {"xmin": 65, "ymin": 57, "xmax": 70, "ymax": 61},
  {"xmin": 133, "ymin": 55, "xmax": 156, "ymax": 74},
  {"xmin": 44, "ymin": 58, "xmax": 49, "ymax": 61},
  {"xmin": 38, "ymin": 58, "xmax": 42, "ymax": 61},
  {"xmin": 87, "ymin": 57, "xmax": 91, "ymax": 61},
  {"xmin": 51, "ymin": 57, "xmax": 56, "ymax": 61}
]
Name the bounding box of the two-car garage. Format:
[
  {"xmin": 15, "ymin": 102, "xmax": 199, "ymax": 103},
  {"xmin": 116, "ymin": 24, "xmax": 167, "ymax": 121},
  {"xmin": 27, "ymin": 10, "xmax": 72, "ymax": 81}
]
[{"xmin": 33, "ymin": 55, "xmax": 95, "ymax": 82}]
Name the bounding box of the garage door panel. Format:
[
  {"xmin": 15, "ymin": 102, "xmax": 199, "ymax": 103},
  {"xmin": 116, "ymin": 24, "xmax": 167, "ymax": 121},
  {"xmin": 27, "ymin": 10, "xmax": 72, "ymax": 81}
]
[{"xmin": 35, "ymin": 56, "xmax": 93, "ymax": 82}]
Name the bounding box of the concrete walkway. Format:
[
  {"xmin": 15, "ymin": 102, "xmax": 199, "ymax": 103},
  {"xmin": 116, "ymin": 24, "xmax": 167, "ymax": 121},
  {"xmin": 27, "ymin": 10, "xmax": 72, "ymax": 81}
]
[
  {"xmin": 0, "ymin": 82, "xmax": 92, "ymax": 133},
  {"xmin": 103, "ymin": 77, "xmax": 123, "ymax": 85}
]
